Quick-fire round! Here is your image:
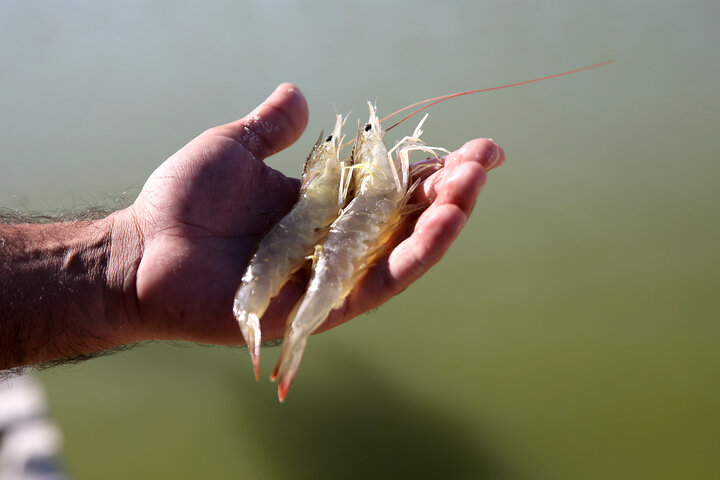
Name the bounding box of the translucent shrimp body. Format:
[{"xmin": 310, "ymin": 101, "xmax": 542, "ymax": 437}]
[
  {"xmin": 233, "ymin": 115, "xmax": 346, "ymax": 379},
  {"xmin": 272, "ymin": 103, "xmax": 439, "ymax": 400}
]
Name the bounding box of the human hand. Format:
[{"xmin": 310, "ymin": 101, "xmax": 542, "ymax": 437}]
[{"xmin": 110, "ymin": 83, "xmax": 504, "ymax": 347}]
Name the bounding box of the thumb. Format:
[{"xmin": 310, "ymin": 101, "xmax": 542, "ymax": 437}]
[{"xmin": 214, "ymin": 83, "xmax": 309, "ymax": 160}]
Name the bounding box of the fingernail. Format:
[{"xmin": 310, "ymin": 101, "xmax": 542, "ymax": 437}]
[{"xmin": 482, "ymin": 144, "xmax": 503, "ymax": 171}]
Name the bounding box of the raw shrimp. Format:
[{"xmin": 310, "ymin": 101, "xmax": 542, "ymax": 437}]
[
  {"xmin": 233, "ymin": 114, "xmax": 348, "ymax": 379},
  {"xmin": 271, "ymin": 103, "xmax": 447, "ymax": 400}
]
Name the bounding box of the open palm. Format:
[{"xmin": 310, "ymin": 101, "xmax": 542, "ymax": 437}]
[{"xmin": 119, "ymin": 83, "xmax": 504, "ymax": 347}]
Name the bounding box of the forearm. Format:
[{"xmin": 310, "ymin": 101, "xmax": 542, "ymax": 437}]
[{"xmin": 0, "ymin": 214, "xmax": 137, "ymax": 369}]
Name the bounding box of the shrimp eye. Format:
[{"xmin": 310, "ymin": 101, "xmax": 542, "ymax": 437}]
[
  {"xmin": 325, "ymin": 135, "xmax": 333, "ymax": 142},
  {"xmin": 364, "ymin": 123, "xmax": 372, "ymax": 132}
]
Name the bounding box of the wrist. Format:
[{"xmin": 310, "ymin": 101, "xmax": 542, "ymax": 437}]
[{"xmin": 102, "ymin": 207, "xmax": 145, "ymax": 345}]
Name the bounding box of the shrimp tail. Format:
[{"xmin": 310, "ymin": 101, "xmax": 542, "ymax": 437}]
[
  {"xmin": 269, "ymin": 293, "xmax": 304, "ymax": 383},
  {"xmin": 234, "ymin": 270, "xmax": 273, "ymax": 379},
  {"xmin": 233, "ymin": 299, "xmax": 262, "ymax": 380},
  {"xmin": 271, "ymin": 280, "xmax": 341, "ymax": 400},
  {"xmin": 272, "ymin": 333, "xmax": 308, "ymax": 402}
]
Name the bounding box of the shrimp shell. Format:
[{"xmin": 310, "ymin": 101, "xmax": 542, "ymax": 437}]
[
  {"xmin": 271, "ymin": 103, "xmax": 446, "ymax": 400},
  {"xmin": 233, "ymin": 115, "xmax": 347, "ymax": 379}
]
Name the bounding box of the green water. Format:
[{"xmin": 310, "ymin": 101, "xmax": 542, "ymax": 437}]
[{"xmin": 2, "ymin": 1, "xmax": 719, "ymax": 478}]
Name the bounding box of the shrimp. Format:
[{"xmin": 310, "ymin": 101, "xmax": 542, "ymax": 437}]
[
  {"xmin": 233, "ymin": 114, "xmax": 348, "ymax": 379},
  {"xmin": 271, "ymin": 103, "xmax": 447, "ymax": 401}
]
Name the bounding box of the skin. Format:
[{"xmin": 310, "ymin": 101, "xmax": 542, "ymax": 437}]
[{"xmin": 0, "ymin": 83, "xmax": 504, "ymax": 371}]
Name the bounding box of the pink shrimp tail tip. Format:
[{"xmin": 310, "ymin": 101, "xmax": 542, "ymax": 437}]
[
  {"xmin": 277, "ymin": 377, "xmax": 294, "ymax": 403},
  {"xmin": 270, "ymin": 362, "xmax": 295, "ymax": 402},
  {"xmin": 250, "ymin": 351, "xmax": 260, "ymax": 381}
]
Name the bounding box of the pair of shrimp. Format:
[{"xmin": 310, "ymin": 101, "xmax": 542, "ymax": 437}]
[
  {"xmin": 234, "ymin": 103, "xmax": 442, "ymax": 397},
  {"xmin": 271, "ymin": 104, "xmax": 448, "ymax": 400},
  {"xmin": 233, "ymin": 60, "xmax": 613, "ymax": 400}
]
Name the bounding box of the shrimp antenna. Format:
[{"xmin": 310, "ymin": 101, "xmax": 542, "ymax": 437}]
[{"xmin": 381, "ymin": 60, "xmax": 614, "ymax": 132}]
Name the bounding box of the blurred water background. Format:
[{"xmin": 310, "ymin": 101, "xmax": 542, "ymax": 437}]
[{"xmin": 1, "ymin": 1, "xmax": 719, "ymax": 478}]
